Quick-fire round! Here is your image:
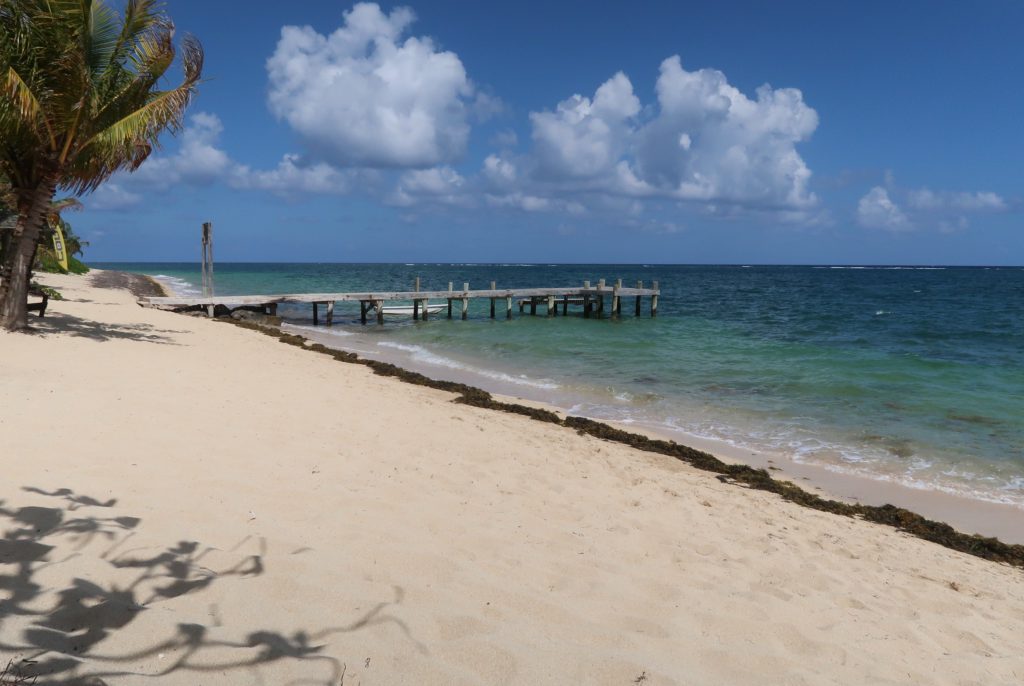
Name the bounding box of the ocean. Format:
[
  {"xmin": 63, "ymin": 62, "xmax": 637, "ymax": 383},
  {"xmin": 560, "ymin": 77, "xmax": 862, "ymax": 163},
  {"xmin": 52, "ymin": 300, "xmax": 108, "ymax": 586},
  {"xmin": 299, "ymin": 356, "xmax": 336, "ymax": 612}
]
[{"xmin": 98, "ymin": 262, "xmax": 1024, "ymax": 509}]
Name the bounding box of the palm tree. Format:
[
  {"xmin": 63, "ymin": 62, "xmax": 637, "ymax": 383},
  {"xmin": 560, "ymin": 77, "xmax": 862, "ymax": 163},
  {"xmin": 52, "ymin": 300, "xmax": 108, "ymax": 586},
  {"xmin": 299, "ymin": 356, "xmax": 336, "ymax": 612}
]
[
  {"xmin": 0, "ymin": 178, "xmax": 15, "ymax": 263},
  {"xmin": 0, "ymin": 0, "xmax": 202, "ymax": 330}
]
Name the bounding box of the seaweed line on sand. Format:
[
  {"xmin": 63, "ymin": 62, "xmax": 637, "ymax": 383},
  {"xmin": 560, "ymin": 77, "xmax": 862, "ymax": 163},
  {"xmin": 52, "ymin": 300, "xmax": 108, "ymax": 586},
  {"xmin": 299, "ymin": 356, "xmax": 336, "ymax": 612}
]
[{"xmin": 220, "ymin": 316, "xmax": 1024, "ymax": 570}]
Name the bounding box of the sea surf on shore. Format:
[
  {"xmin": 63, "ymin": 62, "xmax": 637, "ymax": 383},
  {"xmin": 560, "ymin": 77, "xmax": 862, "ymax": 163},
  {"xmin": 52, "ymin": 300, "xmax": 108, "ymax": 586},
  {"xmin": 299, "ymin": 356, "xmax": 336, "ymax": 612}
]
[{"xmin": 115, "ymin": 262, "xmax": 1024, "ymax": 512}]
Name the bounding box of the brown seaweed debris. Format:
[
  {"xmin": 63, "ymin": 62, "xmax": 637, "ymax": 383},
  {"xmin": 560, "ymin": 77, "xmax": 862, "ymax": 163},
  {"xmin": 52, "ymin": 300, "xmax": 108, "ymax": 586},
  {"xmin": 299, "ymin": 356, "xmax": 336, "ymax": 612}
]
[{"xmin": 219, "ymin": 317, "xmax": 1024, "ymax": 569}]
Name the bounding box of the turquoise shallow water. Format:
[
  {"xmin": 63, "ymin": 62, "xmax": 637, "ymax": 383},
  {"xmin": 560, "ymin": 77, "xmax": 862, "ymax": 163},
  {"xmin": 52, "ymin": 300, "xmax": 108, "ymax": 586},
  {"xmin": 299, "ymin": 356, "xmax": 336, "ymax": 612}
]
[{"xmin": 98, "ymin": 262, "xmax": 1024, "ymax": 507}]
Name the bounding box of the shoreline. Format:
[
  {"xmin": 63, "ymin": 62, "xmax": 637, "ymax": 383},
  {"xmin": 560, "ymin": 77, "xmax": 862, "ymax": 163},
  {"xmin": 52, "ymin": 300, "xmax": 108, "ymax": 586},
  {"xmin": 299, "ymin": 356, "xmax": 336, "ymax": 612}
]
[
  {"xmin": 289, "ymin": 322, "xmax": 1024, "ymax": 545},
  {"xmin": 226, "ymin": 317, "xmax": 1024, "ymax": 565},
  {"xmin": 4, "ymin": 269, "xmax": 1023, "ymax": 684},
  {"xmin": 148, "ymin": 266, "xmax": 1024, "ymax": 545}
]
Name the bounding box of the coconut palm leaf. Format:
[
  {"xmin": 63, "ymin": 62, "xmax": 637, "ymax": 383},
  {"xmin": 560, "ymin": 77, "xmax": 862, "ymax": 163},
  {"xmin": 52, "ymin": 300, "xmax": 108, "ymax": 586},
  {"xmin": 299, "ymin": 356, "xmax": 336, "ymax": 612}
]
[{"xmin": 0, "ymin": 0, "xmax": 203, "ymax": 329}]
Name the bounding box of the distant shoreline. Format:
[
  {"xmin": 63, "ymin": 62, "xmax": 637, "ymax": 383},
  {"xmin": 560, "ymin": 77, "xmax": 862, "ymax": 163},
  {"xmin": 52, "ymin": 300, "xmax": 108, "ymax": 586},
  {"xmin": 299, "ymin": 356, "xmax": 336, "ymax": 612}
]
[{"xmin": 89, "ymin": 260, "xmax": 1024, "ymax": 268}]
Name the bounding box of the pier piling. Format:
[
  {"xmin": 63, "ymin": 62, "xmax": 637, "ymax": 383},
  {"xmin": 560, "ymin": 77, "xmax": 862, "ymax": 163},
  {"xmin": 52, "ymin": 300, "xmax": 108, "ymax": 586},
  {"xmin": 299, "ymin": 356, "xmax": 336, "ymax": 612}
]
[
  {"xmin": 144, "ymin": 281, "xmax": 662, "ymax": 325},
  {"xmin": 413, "ymin": 277, "xmax": 421, "ymax": 320}
]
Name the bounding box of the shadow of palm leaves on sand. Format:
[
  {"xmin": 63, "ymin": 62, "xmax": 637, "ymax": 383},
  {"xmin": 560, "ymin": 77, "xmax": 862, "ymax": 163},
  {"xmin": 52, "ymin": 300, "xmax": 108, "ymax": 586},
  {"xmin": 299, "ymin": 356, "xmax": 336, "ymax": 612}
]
[
  {"xmin": 0, "ymin": 486, "xmax": 423, "ymax": 685},
  {"xmin": 24, "ymin": 313, "xmax": 185, "ymax": 344}
]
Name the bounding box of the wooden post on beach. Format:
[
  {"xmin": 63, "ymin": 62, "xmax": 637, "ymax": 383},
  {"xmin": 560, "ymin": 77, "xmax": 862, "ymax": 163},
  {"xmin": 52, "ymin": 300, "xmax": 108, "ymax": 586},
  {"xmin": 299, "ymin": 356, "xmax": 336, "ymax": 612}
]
[
  {"xmin": 375, "ymin": 300, "xmax": 384, "ymax": 325},
  {"xmin": 506, "ymin": 294, "xmax": 512, "ymax": 319},
  {"xmin": 447, "ymin": 282, "xmax": 453, "ymax": 319},
  {"xmin": 562, "ymin": 295, "xmax": 569, "ymax": 315},
  {"xmin": 360, "ymin": 301, "xmax": 368, "ymax": 324},
  {"xmin": 490, "ymin": 281, "xmax": 496, "ymax": 318},
  {"xmin": 325, "ymin": 301, "xmax": 334, "ymax": 326},
  {"xmin": 530, "ymin": 297, "xmax": 537, "ymax": 315},
  {"xmin": 312, "ymin": 302, "xmax": 319, "ymax": 326},
  {"xmin": 612, "ymin": 279, "xmax": 621, "ymax": 318},
  {"xmin": 413, "ymin": 277, "xmax": 421, "ymax": 320},
  {"xmin": 651, "ymin": 280, "xmax": 659, "ymax": 318},
  {"xmin": 597, "ymin": 280, "xmax": 606, "ymax": 318},
  {"xmin": 583, "ymin": 281, "xmax": 591, "ymax": 318},
  {"xmin": 201, "ymin": 221, "xmax": 214, "ymax": 317},
  {"xmin": 461, "ymin": 283, "xmax": 469, "ymax": 320},
  {"xmin": 201, "ymin": 222, "xmax": 214, "ymax": 296},
  {"xmin": 635, "ymin": 280, "xmax": 642, "ymax": 317}
]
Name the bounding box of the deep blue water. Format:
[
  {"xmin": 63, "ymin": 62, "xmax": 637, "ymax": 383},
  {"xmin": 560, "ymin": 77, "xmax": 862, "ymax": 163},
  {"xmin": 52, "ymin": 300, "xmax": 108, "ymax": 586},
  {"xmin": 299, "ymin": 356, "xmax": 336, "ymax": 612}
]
[{"xmin": 97, "ymin": 262, "xmax": 1024, "ymax": 506}]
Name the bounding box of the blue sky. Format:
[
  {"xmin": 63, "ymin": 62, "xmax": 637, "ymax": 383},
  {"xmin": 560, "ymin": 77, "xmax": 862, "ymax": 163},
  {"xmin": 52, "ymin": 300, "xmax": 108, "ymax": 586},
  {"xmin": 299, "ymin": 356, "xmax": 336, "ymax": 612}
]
[{"xmin": 78, "ymin": 1, "xmax": 1023, "ymax": 264}]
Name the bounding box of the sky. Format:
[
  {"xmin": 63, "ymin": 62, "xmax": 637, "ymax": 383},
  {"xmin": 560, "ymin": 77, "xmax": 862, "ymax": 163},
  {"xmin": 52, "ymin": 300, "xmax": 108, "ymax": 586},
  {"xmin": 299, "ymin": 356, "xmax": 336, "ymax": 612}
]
[{"xmin": 76, "ymin": 0, "xmax": 1023, "ymax": 265}]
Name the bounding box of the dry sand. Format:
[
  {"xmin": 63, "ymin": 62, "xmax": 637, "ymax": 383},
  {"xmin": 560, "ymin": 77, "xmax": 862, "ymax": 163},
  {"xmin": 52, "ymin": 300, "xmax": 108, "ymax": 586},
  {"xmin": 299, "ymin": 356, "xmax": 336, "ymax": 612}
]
[{"xmin": 1, "ymin": 271, "xmax": 1023, "ymax": 685}]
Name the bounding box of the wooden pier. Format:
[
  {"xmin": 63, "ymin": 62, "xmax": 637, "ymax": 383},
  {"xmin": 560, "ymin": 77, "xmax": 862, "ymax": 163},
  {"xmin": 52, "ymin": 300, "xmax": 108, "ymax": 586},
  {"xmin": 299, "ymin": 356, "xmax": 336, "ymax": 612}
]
[{"xmin": 141, "ymin": 278, "xmax": 660, "ymax": 325}]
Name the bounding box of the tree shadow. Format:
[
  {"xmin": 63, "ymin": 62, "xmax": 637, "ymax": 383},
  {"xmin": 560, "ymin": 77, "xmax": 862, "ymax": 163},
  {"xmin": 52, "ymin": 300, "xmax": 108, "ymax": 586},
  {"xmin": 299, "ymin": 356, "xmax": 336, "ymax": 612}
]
[
  {"xmin": 0, "ymin": 486, "xmax": 424, "ymax": 685},
  {"xmin": 22, "ymin": 312, "xmax": 184, "ymax": 344}
]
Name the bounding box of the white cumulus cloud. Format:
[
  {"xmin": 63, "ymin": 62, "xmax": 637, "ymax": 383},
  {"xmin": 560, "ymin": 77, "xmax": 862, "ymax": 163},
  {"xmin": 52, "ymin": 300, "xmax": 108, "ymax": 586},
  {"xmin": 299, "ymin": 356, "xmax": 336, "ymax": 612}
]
[
  {"xmin": 266, "ymin": 2, "xmax": 473, "ymax": 169},
  {"xmin": 632, "ymin": 57, "xmax": 818, "ymax": 208},
  {"xmin": 87, "ymin": 183, "xmax": 143, "ymax": 211},
  {"xmin": 859, "ymin": 181, "xmax": 1008, "ymax": 233},
  {"xmin": 907, "ymin": 188, "xmax": 1006, "ymax": 212},
  {"xmin": 391, "ymin": 166, "xmax": 468, "ymax": 206},
  {"xmin": 530, "ymin": 71, "xmax": 640, "ymax": 181},
  {"xmin": 87, "ymin": 113, "xmax": 362, "ymax": 205},
  {"xmin": 230, "ymin": 154, "xmax": 356, "ymax": 195},
  {"xmin": 475, "ymin": 56, "xmax": 820, "ymax": 220},
  {"xmin": 857, "ymin": 186, "xmax": 912, "ymax": 231},
  {"xmin": 132, "ymin": 112, "xmax": 231, "ymax": 187}
]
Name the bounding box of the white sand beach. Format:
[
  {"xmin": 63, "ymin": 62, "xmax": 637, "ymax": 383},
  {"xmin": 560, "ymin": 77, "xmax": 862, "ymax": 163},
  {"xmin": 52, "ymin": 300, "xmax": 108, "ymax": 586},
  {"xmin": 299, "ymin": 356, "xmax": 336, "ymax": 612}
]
[{"xmin": 2, "ymin": 271, "xmax": 1023, "ymax": 685}]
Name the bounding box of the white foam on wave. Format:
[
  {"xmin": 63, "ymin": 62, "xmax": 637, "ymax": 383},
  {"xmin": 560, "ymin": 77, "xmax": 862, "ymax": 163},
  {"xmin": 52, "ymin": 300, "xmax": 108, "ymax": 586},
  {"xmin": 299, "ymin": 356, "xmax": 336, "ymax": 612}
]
[
  {"xmin": 151, "ymin": 274, "xmax": 201, "ymax": 297},
  {"xmin": 650, "ymin": 413, "xmax": 1024, "ymax": 509},
  {"xmin": 287, "ymin": 324, "xmax": 354, "ymax": 337},
  {"xmin": 376, "ymin": 341, "xmax": 559, "ymax": 390}
]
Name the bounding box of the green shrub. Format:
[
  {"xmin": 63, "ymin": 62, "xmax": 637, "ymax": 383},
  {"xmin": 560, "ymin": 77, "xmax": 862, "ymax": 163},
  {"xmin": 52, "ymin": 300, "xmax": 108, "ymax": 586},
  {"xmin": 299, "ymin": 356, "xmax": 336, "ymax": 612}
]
[{"xmin": 35, "ymin": 246, "xmax": 89, "ymax": 274}]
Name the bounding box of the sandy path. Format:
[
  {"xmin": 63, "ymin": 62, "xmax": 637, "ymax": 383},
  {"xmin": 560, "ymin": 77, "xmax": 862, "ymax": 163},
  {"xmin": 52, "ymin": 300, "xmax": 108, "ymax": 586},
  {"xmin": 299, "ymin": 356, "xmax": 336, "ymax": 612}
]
[{"xmin": 1, "ymin": 272, "xmax": 1022, "ymax": 685}]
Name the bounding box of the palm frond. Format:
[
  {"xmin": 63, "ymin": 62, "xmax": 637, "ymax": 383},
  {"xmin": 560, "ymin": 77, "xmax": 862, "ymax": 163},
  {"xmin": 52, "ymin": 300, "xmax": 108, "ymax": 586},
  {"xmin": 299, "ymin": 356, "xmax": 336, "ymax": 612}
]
[
  {"xmin": 50, "ymin": 196, "xmax": 83, "ymax": 213},
  {"xmin": 105, "ymin": 0, "xmax": 163, "ymax": 71},
  {"xmin": 3, "ymin": 66, "xmax": 56, "ymax": 150},
  {"xmin": 1, "ymin": 0, "xmax": 205, "ymax": 197},
  {"xmin": 85, "ymin": 0, "xmax": 123, "ymax": 79}
]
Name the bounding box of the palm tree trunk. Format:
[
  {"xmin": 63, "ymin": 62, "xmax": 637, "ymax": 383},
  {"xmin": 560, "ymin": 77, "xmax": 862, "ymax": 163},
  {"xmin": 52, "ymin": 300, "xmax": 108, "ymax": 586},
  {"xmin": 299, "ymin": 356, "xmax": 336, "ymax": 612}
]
[{"xmin": 0, "ymin": 178, "xmax": 57, "ymax": 331}]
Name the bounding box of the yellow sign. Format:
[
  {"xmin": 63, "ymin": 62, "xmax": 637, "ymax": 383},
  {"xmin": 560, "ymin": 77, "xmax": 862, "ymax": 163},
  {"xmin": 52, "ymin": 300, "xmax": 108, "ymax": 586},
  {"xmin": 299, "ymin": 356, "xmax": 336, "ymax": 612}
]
[{"xmin": 52, "ymin": 222, "xmax": 69, "ymax": 271}]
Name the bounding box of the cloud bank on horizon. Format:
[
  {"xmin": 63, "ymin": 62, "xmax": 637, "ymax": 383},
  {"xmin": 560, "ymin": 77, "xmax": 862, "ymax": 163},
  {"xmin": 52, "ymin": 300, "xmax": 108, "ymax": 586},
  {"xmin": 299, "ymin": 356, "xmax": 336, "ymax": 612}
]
[{"xmin": 90, "ymin": 2, "xmax": 1010, "ymax": 239}]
